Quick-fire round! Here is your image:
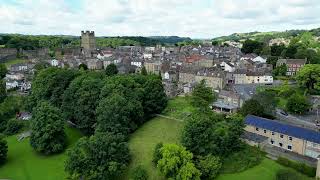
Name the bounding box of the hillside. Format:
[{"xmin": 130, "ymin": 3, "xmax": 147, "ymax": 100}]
[{"xmin": 213, "ymin": 28, "xmax": 320, "ymax": 42}]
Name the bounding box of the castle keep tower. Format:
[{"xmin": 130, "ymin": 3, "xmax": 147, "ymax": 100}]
[{"xmin": 81, "ymin": 31, "xmax": 96, "ymax": 57}]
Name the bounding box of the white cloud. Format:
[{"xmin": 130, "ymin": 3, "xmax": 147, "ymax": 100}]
[{"xmin": 0, "ymin": 0, "xmax": 319, "ymax": 38}]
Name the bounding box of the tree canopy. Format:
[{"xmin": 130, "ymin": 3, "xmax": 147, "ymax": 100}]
[
  {"xmin": 240, "ymin": 99, "xmax": 265, "ymax": 117},
  {"xmin": 96, "ymin": 93, "xmax": 144, "ymax": 135},
  {"xmin": 241, "ymin": 39, "xmax": 264, "ymax": 54},
  {"xmin": 181, "ymin": 112, "xmax": 244, "ymax": 156},
  {"xmin": 191, "ymin": 80, "xmax": 215, "ymax": 110},
  {"xmin": 0, "ymin": 80, "xmax": 6, "ymax": 103},
  {"xmin": 30, "ymin": 101, "xmax": 66, "ymax": 155},
  {"xmin": 65, "ymin": 133, "xmax": 130, "ymax": 180},
  {"xmin": 196, "ymin": 154, "xmax": 222, "ymax": 180},
  {"xmin": 0, "ymin": 64, "xmax": 7, "ymax": 79},
  {"xmin": 0, "ymin": 135, "xmax": 8, "ymax": 165},
  {"xmin": 156, "ymin": 144, "xmax": 201, "ymax": 180},
  {"xmin": 296, "ymin": 64, "xmax": 320, "ymax": 94},
  {"xmin": 105, "ymin": 63, "xmax": 118, "ymax": 76},
  {"xmin": 27, "ymin": 67, "xmax": 79, "ymax": 110},
  {"xmin": 286, "ymin": 93, "xmax": 310, "ymax": 114},
  {"xmin": 61, "ymin": 73, "xmax": 104, "ymax": 135}
]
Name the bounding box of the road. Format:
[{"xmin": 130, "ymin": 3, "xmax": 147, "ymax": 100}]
[{"xmin": 275, "ymin": 109, "xmax": 320, "ymax": 131}]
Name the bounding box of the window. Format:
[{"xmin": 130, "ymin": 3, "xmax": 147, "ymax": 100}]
[
  {"xmin": 279, "ymin": 143, "xmax": 283, "ymax": 147},
  {"xmin": 280, "ymin": 134, "xmax": 284, "ymax": 138},
  {"xmin": 256, "ymin": 127, "xmax": 259, "ymax": 131},
  {"xmin": 272, "ymin": 132, "xmax": 275, "ymax": 135},
  {"xmin": 288, "ymin": 145, "xmax": 292, "ymax": 150},
  {"xmin": 270, "ymin": 139, "xmax": 274, "ymax": 145},
  {"xmin": 264, "ymin": 130, "xmax": 267, "ymax": 133},
  {"xmin": 289, "ymin": 137, "xmax": 292, "ymax": 141}
]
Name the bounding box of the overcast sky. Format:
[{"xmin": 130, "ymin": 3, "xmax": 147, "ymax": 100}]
[{"xmin": 0, "ymin": 0, "xmax": 320, "ymax": 38}]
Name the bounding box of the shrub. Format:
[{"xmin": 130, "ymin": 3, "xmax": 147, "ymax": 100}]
[
  {"xmin": 131, "ymin": 165, "xmax": 148, "ymax": 180},
  {"xmin": 4, "ymin": 119, "xmax": 23, "ymax": 135},
  {"xmin": 221, "ymin": 145, "xmax": 264, "ymax": 173},
  {"xmin": 152, "ymin": 142, "xmax": 163, "ymax": 165},
  {"xmin": 0, "ymin": 96, "xmax": 23, "ymax": 132},
  {"xmin": 196, "ymin": 155, "xmax": 222, "ymax": 180},
  {"xmin": 276, "ymin": 157, "xmax": 316, "ymax": 177},
  {"xmin": 276, "ymin": 169, "xmax": 301, "ymax": 180}
]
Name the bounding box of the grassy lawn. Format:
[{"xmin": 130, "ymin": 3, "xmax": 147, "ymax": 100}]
[
  {"xmin": 0, "ymin": 126, "xmax": 82, "ymax": 180},
  {"xmin": 217, "ymin": 158, "xmax": 312, "ymax": 180},
  {"xmin": 4, "ymin": 59, "xmax": 27, "ymax": 68},
  {"xmin": 162, "ymin": 96, "xmax": 196, "ymax": 120},
  {"xmin": 122, "ymin": 117, "xmax": 184, "ymax": 180}
]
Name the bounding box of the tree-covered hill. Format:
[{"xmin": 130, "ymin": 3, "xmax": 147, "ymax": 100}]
[
  {"xmin": 0, "ymin": 34, "xmax": 191, "ymax": 50},
  {"xmin": 213, "ymin": 28, "xmax": 320, "ymax": 42}
]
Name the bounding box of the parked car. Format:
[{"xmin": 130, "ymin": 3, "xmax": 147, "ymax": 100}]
[{"xmin": 279, "ymin": 110, "xmax": 288, "ymax": 116}]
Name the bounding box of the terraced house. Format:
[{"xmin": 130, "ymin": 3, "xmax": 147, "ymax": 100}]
[{"xmin": 244, "ymin": 115, "xmax": 320, "ymax": 159}]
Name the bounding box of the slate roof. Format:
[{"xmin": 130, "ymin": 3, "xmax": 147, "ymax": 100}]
[{"xmin": 245, "ymin": 115, "xmax": 320, "ymax": 144}]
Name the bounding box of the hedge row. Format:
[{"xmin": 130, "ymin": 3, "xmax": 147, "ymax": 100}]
[{"xmin": 276, "ymin": 157, "xmax": 316, "ymax": 177}]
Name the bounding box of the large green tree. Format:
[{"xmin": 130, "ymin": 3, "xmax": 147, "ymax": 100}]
[
  {"xmin": 27, "ymin": 67, "xmax": 79, "ymax": 109},
  {"xmin": 296, "ymin": 64, "xmax": 320, "ymax": 94},
  {"xmin": 0, "ymin": 64, "xmax": 7, "ymax": 79},
  {"xmin": 181, "ymin": 113, "xmax": 244, "ymax": 156},
  {"xmin": 105, "ymin": 63, "xmax": 118, "ymax": 76},
  {"xmin": 30, "ymin": 101, "xmax": 66, "ymax": 155},
  {"xmin": 286, "ymin": 94, "xmax": 310, "ymax": 114},
  {"xmin": 61, "ymin": 73, "xmax": 104, "ymax": 135},
  {"xmin": 142, "ymin": 75, "xmax": 167, "ymax": 117},
  {"xmin": 0, "ymin": 135, "xmax": 8, "ymax": 165},
  {"xmin": 240, "ymin": 99, "xmax": 265, "ymax": 117},
  {"xmin": 65, "ymin": 133, "xmax": 130, "ymax": 180},
  {"xmin": 0, "ymin": 79, "xmax": 6, "ymax": 103},
  {"xmin": 96, "ymin": 93, "xmax": 144, "ymax": 135},
  {"xmin": 191, "ymin": 80, "xmax": 215, "ymax": 110},
  {"xmin": 252, "ymin": 90, "xmax": 278, "ymax": 117},
  {"xmin": 241, "ymin": 39, "xmax": 264, "ymax": 54},
  {"xmin": 272, "ymin": 64, "xmax": 287, "ymax": 77},
  {"xmin": 0, "ymin": 96, "xmax": 23, "ymax": 132},
  {"xmin": 157, "ymin": 144, "xmax": 201, "ymax": 180}
]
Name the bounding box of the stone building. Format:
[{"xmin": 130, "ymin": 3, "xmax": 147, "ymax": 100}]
[
  {"xmin": 212, "ymin": 90, "xmax": 242, "ymax": 113},
  {"xmin": 244, "ymin": 115, "xmax": 320, "ymax": 159},
  {"xmin": 276, "ymin": 58, "xmax": 307, "ymax": 76},
  {"xmin": 87, "ymin": 59, "xmax": 103, "ymax": 70},
  {"xmin": 144, "ymin": 61, "xmax": 161, "ymax": 74},
  {"xmin": 0, "ymin": 48, "xmax": 17, "ymax": 61},
  {"xmin": 81, "ymin": 31, "xmax": 96, "ymax": 58}
]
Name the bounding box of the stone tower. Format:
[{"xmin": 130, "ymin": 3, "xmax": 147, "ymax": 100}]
[{"xmin": 81, "ymin": 30, "xmax": 96, "ymax": 57}]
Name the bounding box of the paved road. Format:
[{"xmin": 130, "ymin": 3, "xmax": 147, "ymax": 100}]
[{"xmin": 276, "ymin": 109, "xmax": 320, "ymax": 131}]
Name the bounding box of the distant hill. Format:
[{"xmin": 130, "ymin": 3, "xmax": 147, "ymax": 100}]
[
  {"xmin": 149, "ymin": 36, "xmax": 192, "ymax": 44},
  {"xmin": 213, "ymin": 28, "xmax": 320, "ymax": 42}
]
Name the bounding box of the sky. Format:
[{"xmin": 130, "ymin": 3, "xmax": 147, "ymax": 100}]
[{"xmin": 0, "ymin": 0, "xmax": 320, "ymax": 38}]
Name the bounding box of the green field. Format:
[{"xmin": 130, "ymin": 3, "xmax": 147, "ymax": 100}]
[
  {"xmin": 123, "ymin": 117, "xmax": 184, "ymax": 180},
  {"xmin": 4, "ymin": 59, "xmax": 27, "ymax": 68},
  {"xmin": 217, "ymin": 158, "xmax": 312, "ymax": 180},
  {"xmin": 0, "ymin": 97, "xmax": 313, "ymax": 180},
  {"xmin": 162, "ymin": 96, "xmax": 196, "ymax": 120},
  {"xmin": 0, "ymin": 126, "xmax": 82, "ymax": 180}
]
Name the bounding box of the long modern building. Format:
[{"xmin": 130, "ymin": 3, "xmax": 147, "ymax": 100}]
[{"xmin": 244, "ymin": 115, "xmax": 320, "ymax": 159}]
